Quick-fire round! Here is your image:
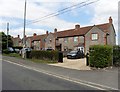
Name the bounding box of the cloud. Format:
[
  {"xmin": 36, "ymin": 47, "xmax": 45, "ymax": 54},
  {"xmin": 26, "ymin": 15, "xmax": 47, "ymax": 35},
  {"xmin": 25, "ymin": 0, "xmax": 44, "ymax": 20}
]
[
  {"xmin": 90, "ymin": 0, "xmax": 118, "ymax": 24},
  {"xmin": 6, "ymin": 28, "xmax": 46, "ymax": 38},
  {"xmin": 0, "ymin": 0, "xmax": 76, "ymax": 32},
  {"xmin": 89, "ymin": 0, "xmax": 118, "ymax": 44},
  {"xmin": 0, "ymin": 0, "xmax": 119, "ymax": 45}
]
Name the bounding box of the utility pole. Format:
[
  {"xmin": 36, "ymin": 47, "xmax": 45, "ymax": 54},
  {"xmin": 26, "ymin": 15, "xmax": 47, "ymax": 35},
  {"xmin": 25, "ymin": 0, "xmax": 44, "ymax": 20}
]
[
  {"xmin": 22, "ymin": 0, "xmax": 27, "ymax": 59},
  {"xmin": 23, "ymin": 0, "xmax": 27, "ymax": 47},
  {"xmin": 7, "ymin": 23, "xmax": 9, "ymax": 49}
]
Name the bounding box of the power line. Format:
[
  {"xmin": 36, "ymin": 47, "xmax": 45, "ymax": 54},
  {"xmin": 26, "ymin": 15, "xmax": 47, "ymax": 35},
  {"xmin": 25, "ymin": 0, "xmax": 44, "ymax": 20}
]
[
  {"xmin": 12, "ymin": 0, "xmax": 99, "ymax": 29},
  {"xmin": 27, "ymin": 0, "xmax": 99, "ymax": 25},
  {"xmin": 26, "ymin": 0, "xmax": 90, "ymax": 24}
]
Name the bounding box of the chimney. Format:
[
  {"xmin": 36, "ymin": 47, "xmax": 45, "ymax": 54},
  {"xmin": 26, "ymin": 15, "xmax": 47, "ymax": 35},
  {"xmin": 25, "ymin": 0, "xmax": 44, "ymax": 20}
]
[
  {"xmin": 25, "ymin": 35, "xmax": 26, "ymax": 38},
  {"xmin": 54, "ymin": 28, "xmax": 57, "ymax": 33},
  {"xmin": 46, "ymin": 31, "xmax": 48, "ymax": 35},
  {"xmin": 33, "ymin": 33, "xmax": 37, "ymax": 36},
  {"xmin": 75, "ymin": 24, "xmax": 80, "ymax": 29},
  {"xmin": 109, "ymin": 16, "xmax": 112, "ymax": 24},
  {"xmin": 18, "ymin": 35, "xmax": 20, "ymax": 38}
]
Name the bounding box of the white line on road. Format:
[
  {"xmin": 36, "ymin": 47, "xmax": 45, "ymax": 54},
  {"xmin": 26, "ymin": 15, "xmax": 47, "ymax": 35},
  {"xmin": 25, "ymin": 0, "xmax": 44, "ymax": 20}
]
[{"xmin": 3, "ymin": 59, "xmax": 118, "ymax": 91}]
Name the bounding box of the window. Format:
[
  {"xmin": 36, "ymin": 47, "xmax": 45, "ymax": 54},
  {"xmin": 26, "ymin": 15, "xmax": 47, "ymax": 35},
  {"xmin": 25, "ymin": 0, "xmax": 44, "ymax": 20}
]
[
  {"xmin": 74, "ymin": 36, "xmax": 78, "ymax": 42},
  {"xmin": 49, "ymin": 39, "xmax": 52, "ymax": 43},
  {"xmin": 64, "ymin": 38, "xmax": 68, "ymax": 43},
  {"xmin": 91, "ymin": 33, "xmax": 98, "ymax": 40},
  {"xmin": 44, "ymin": 39, "xmax": 46, "ymax": 42},
  {"xmin": 33, "ymin": 41, "xmax": 40, "ymax": 50},
  {"xmin": 64, "ymin": 46, "xmax": 68, "ymax": 51}
]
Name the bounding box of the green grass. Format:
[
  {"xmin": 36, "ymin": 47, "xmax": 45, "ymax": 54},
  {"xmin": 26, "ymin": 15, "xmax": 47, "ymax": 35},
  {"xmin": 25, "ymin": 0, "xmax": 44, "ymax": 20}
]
[
  {"xmin": 3, "ymin": 53, "xmax": 21, "ymax": 58},
  {"xmin": 3, "ymin": 53, "xmax": 58, "ymax": 64},
  {"xmin": 28, "ymin": 58, "xmax": 58, "ymax": 64}
]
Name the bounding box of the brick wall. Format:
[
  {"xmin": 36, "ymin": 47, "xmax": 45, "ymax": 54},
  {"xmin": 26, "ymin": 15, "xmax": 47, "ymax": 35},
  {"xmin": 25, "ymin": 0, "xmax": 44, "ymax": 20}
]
[{"xmin": 85, "ymin": 26, "xmax": 105, "ymax": 53}]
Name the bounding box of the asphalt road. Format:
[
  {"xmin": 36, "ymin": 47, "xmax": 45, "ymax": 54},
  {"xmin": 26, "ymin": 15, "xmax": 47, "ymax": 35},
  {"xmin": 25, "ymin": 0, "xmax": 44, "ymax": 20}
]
[{"xmin": 2, "ymin": 61, "xmax": 97, "ymax": 90}]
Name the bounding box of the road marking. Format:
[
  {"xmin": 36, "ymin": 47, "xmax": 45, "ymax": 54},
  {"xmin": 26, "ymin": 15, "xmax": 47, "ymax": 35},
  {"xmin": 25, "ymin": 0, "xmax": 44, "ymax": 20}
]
[{"xmin": 3, "ymin": 59, "xmax": 119, "ymax": 91}]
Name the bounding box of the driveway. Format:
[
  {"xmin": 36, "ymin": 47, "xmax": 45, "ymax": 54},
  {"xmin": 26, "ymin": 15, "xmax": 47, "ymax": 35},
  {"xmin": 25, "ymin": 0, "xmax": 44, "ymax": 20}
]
[{"xmin": 49, "ymin": 57, "xmax": 90, "ymax": 70}]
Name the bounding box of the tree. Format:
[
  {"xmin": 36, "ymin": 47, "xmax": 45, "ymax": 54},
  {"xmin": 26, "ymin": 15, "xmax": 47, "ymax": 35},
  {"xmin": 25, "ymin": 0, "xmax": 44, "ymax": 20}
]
[{"xmin": 0, "ymin": 32, "xmax": 13, "ymax": 50}]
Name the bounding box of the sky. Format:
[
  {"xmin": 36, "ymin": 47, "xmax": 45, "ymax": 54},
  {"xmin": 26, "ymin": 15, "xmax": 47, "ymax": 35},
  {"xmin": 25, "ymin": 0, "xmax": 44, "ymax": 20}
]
[{"xmin": 0, "ymin": 0, "xmax": 119, "ymax": 44}]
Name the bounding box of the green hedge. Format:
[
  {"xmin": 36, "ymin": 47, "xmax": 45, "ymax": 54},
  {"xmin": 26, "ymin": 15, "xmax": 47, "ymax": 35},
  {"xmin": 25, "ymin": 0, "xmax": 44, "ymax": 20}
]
[
  {"xmin": 2, "ymin": 49, "xmax": 10, "ymax": 54},
  {"xmin": 89, "ymin": 45, "xmax": 113, "ymax": 68},
  {"xmin": 30, "ymin": 50, "xmax": 59, "ymax": 61},
  {"xmin": 113, "ymin": 45, "xmax": 120, "ymax": 66}
]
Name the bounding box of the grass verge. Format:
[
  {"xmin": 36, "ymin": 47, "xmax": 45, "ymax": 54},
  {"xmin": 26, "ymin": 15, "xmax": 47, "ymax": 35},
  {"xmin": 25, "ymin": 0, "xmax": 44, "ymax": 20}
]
[
  {"xmin": 3, "ymin": 53, "xmax": 21, "ymax": 58},
  {"xmin": 28, "ymin": 58, "xmax": 58, "ymax": 64},
  {"xmin": 3, "ymin": 53, "xmax": 58, "ymax": 64}
]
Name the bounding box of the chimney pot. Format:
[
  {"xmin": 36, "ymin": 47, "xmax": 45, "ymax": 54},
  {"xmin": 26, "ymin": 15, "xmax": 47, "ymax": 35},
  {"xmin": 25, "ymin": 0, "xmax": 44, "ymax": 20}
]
[
  {"xmin": 33, "ymin": 33, "xmax": 37, "ymax": 36},
  {"xmin": 46, "ymin": 31, "xmax": 48, "ymax": 35},
  {"xmin": 109, "ymin": 16, "xmax": 112, "ymax": 24},
  {"xmin": 18, "ymin": 35, "xmax": 20, "ymax": 38},
  {"xmin": 54, "ymin": 28, "xmax": 57, "ymax": 33},
  {"xmin": 75, "ymin": 24, "xmax": 80, "ymax": 29}
]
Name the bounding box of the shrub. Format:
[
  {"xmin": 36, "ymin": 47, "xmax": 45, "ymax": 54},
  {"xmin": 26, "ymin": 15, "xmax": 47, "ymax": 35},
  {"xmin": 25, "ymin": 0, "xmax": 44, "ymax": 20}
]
[
  {"xmin": 30, "ymin": 50, "xmax": 59, "ymax": 61},
  {"xmin": 113, "ymin": 45, "xmax": 120, "ymax": 66},
  {"xmin": 2, "ymin": 49, "xmax": 10, "ymax": 54},
  {"xmin": 89, "ymin": 45, "xmax": 113, "ymax": 68}
]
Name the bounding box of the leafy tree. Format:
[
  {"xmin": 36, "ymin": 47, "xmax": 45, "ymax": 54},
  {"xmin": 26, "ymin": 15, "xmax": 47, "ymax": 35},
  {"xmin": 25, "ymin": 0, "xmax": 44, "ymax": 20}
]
[{"xmin": 0, "ymin": 32, "xmax": 13, "ymax": 50}]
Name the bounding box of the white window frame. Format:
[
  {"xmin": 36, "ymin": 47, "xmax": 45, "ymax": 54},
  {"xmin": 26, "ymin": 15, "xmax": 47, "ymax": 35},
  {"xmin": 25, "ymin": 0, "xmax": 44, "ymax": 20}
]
[
  {"xmin": 91, "ymin": 33, "xmax": 98, "ymax": 40},
  {"xmin": 74, "ymin": 36, "xmax": 78, "ymax": 42},
  {"xmin": 64, "ymin": 37, "xmax": 68, "ymax": 43}
]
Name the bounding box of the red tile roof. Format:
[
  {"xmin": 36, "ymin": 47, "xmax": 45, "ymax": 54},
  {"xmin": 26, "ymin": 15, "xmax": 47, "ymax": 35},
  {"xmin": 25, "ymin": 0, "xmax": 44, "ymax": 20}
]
[
  {"xmin": 57, "ymin": 23, "xmax": 110, "ymax": 38},
  {"xmin": 26, "ymin": 34, "xmax": 47, "ymax": 41},
  {"xmin": 12, "ymin": 37, "xmax": 21, "ymax": 42},
  {"xmin": 25, "ymin": 23, "xmax": 110, "ymax": 40}
]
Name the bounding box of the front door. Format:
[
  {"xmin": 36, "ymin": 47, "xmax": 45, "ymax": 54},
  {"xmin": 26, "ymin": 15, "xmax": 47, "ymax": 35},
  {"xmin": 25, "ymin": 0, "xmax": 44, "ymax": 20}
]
[
  {"xmin": 56, "ymin": 44, "xmax": 62, "ymax": 51},
  {"xmin": 77, "ymin": 47, "xmax": 84, "ymax": 53}
]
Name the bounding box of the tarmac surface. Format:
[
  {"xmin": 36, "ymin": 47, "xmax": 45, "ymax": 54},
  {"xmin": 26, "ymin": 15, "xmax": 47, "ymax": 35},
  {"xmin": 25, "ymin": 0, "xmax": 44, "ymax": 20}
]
[{"xmin": 2, "ymin": 56, "xmax": 119, "ymax": 90}]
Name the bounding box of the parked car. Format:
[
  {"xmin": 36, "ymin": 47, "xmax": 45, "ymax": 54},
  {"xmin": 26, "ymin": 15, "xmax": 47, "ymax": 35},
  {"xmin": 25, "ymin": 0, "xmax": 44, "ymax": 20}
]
[
  {"xmin": 8, "ymin": 47, "xmax": 14, "ymax": 53},
  {"xmin": 19, "ymin": 48, "xmax": 32, "ymax": 56},
  {"xmin": 42, "ymin": 48, "xmax": 54, "ymax": 51},
  {"xmin": 67, "ymin": 50, "xmax": 84, "ymax": 59},
  {"xmin": 14, "ymin": 49, "xmax": 20, "ymax": 53}
]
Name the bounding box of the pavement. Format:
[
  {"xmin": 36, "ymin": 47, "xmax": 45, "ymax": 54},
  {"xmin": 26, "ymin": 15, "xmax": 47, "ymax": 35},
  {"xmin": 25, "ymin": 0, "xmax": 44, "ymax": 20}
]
[
  {"xmin": 2, "ymin": 55, "xmax": 119, "ymax": 90},
  {"xmin": 49, "ymin": 57, "xmax": 91, "ymax": 70}
]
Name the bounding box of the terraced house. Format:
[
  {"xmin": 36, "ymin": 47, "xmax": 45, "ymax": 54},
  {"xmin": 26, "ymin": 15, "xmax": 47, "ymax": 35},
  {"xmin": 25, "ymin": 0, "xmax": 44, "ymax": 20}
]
[
  {"xmin": 12, "ymin": 17, "xmax": 116, "ymax": 54},
  {"xmin": 11, "ymin": 35, "xmax": 22, "ymax": 47}
]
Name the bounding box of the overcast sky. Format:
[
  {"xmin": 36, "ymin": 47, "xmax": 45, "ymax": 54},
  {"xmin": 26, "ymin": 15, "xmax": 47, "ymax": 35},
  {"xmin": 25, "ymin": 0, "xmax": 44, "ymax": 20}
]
[{"xmin": 0, "ymin": 0, "xmax": 119, "ymax": 44}]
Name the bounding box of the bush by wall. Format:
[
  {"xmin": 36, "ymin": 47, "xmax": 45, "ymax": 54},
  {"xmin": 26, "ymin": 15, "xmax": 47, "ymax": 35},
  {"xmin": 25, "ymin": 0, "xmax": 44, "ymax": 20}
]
[
  {"xmin": 2, "ymin": 49, "xmax": 10, "ymax": 54},
  {"xmin": 30, "ymin": 50, "xmax": 59, "ymax": 61},
  {"xmin": 113, "ymin": 45, "xmax": 120, "ymax": 66},
  {"xmin": 89, "ymin": 45, "xmax": 113, "ymax": 68}
]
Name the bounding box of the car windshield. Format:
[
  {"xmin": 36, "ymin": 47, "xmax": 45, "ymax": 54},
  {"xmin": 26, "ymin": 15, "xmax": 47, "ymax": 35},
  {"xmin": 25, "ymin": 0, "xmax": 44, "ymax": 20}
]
[{"xmin": 69, "ymin": 51, "xmax": 77, "ymax": 54}]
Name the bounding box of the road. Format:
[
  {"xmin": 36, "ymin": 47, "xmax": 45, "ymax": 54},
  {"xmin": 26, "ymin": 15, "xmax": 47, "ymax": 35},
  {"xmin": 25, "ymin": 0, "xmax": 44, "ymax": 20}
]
[
  {"xmin": 2, "ymin": 56, "xmax": 119, "ymax": 91},
  {"xmin": 3, "ymin": 60, "xmax": 97, "ymax": 90}
]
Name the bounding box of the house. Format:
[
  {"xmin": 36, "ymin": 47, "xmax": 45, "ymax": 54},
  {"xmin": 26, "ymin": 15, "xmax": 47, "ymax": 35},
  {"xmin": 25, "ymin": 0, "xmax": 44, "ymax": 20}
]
[
  {"xmin": 26, "ymin": 33, "xmax": 47, "ymax": 50},
  {"xmin": 45, "ymin": 17, "xmax": 116, "ymax": 53},
  {"xmin": 12, "ymin": 35, "xmax": 22, "ymax": 47},
  {"xmin": 14, "ymin": 17, "xmax": 116, "ymax": 54}
]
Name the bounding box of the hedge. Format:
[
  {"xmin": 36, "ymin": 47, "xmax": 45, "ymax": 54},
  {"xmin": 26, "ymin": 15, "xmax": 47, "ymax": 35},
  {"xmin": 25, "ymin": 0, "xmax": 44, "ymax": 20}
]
[
  {"xmin": 113, "ymin": 45, "xmax": 120, "ymax": 66},
  {"xmin": 89, "ymin": 45, "xmax": 113, "ymax": 68},
  {"xmin": 30, "ymin": 50, "xmax": 59, "ymax": 61},
  {"xmin": 2, "ymin": 49, "xmax": 10, "ymax": 54}
]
